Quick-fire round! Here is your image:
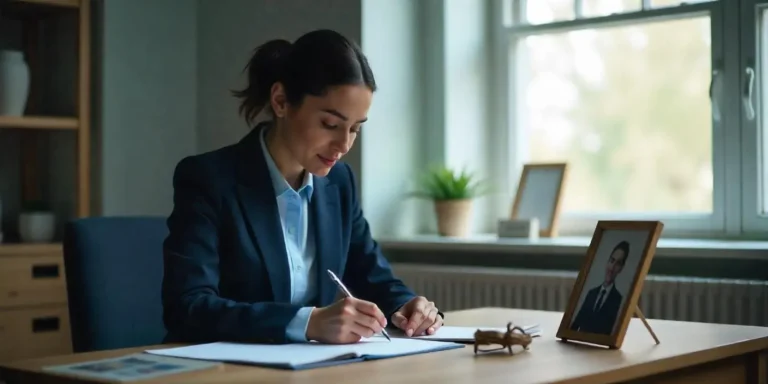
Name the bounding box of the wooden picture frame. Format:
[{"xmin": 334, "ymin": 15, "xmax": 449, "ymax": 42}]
[
  {"xmin": 510, "ymin": 163, "xmax": 568, "ymax": 237},
  {"xmin": 556, "ymin": 220, "xmax": 664, "ymax": 349}
]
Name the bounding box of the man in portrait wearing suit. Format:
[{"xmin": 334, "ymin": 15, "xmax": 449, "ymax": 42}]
[{"xmin": 570, "ymin": 240, "xmax": 630, "ymax": 335}]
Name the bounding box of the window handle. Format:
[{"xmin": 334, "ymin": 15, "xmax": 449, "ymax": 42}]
[
  {"xmin": 709, "ymin": 68, "xmax": 722, "ymax": 122},
  {"xmin": 743, "ymin": 66, "xmax": 756, "ymax": 121}
]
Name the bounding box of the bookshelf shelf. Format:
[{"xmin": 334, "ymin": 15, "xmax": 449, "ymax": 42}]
[
  {"xmin": 0, "ymin": 0, "xmax": 89, "ymax": 361},
  {"xmin": 10, "ymin": 0, "xmax": 80, "ymax": 9},
  {"xmin": 0, "ymin": 116, "xmax": 78, "ymax": 130}
]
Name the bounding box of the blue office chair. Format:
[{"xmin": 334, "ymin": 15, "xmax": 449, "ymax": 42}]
[{"xmin": 63, "ymin": 216, "xmax": 168, "ymax": 352}]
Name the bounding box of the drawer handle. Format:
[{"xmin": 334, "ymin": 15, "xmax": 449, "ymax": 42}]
[
  {"xmin": 32, "ymin": 264, "xmax": 60, "ymax": 279},
  {"xmin": 32, "ymin": 316, "xmax": 60, "ymax": 333}
]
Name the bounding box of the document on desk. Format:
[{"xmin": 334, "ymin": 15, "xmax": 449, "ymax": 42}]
[
  {"xmin": 391, "ymin": 324, "xmax": 542, "ymax": 342},
  {"xmin": 145, "ymin": 336, "xmax": 464, "ymax": 370},
  {"xmin": 42, "ymin": 353, "xmax": 221, "ymax": 382}
]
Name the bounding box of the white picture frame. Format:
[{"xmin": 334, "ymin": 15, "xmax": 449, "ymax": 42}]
[{"xmin": 510, "ymin": 162, "xmax": 568, "ymax": 237}]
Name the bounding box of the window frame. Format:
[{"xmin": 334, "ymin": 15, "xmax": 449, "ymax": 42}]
[
  {"xmin": 740, "ymin": 0, "xmax": 768, "ymax": 236},
  {"xmin": 491, "ymin": 0, "xmax": 768, "ymax": 239}
]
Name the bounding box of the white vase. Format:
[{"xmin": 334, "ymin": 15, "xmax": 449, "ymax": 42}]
[
  {"xmin": 0, "ymin": 50, "xmax": 30, "ymax": 116},
  {"xmin": 19, "ymin": 212, "xmax": 55, "ymax": 243}
]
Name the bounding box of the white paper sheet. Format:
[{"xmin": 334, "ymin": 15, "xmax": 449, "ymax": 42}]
[
  {"xmin": 145, "ymin": 336, "xmax": 461, "ymax": 368},
  {"xmin": 392, "ymin": 324, "xmax": 542, "ymax": 342}
]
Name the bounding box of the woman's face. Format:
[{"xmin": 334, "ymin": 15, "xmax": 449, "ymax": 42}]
[{"xmin": 271, "ymin": 83, "xmax": 372, "ymax": 177}]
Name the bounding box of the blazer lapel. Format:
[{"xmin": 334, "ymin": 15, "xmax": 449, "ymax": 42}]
[
  {"xmin": 311, "ymin": 176, "xmax": 343, "ymax": 306},
  {"xmin": 235, "ymin": 125, "xmax": 291, "ymax": 303}
]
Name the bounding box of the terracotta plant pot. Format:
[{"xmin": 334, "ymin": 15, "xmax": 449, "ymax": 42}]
[{"xmin": 433, "ymin": 199, "xmax": 472, "ymax": 237}]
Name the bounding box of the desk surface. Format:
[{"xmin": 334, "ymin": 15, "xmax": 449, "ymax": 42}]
[{"xmin": 1, "ymin": 307, "xmax": 767, "ymax": 384}]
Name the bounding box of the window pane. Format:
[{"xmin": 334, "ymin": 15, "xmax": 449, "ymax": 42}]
[
  {"xmin": 516, "ymin": 17, "xmax": 713, "ymax": 214},
  {"xmin": 526, "ymin": 0, "xmax": 574, "ymax": 25},
  {"xmin": 583, "ymin": 0, "xmax": 641, "ymax": 17}
]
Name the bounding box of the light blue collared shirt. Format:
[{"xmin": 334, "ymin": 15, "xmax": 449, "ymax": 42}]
[{"xmin": 259, "ymin": 126, "xmax": 318, "ymax": 342}]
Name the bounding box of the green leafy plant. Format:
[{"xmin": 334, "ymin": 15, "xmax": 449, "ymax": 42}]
[{"xmin": 411, "ymin": 166, "xmax": 489, "ymax": 201}]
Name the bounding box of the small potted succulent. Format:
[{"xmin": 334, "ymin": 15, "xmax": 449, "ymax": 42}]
[
  {"xmin": 412, "ymin": 166, "xmax": 488, "ymax": 237},
  {"xmin": 19, "ymin": 200, "xmax": 55, "ymax": 243}
]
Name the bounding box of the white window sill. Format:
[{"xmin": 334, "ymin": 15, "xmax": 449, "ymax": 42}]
[{"xmin": 378, "ymin": 234, "xmax": 768, "ymax": 260}]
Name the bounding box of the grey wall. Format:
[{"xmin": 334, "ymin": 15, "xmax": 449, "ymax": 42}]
[
  {"xmin": 196, "ymin": 0, "xmax": 363, "ymax": 191},
  {"xmin": 94, "ymin": 0, "xmax": 197, "ymax": 217},
  {"xmin": 93, "ymin": 0, "xmax": 365, "ymax": 216},
  {"xmin": 0, "ymin": 0, "xmax": 459, "ymax": 239}
]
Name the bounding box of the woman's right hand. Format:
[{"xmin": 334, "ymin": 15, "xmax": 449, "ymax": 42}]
[{"xmin": 306, "ymin": 297, "xmax": 388, "ymax": 343}]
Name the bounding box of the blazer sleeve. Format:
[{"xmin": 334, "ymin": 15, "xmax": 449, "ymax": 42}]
[
  {"xmin": 340, "ymin": 163, "xmax": 417, "ymax": 322},
  {"xmin": 161, "ymin": 156, "xmax": 303, "ymax": 344}
]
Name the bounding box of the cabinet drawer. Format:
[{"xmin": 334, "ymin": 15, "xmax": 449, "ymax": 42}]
[
  {"xmin": 0, "ymin": 306, "xmax": 72, "ymax": 362},
  {"xmin": 0, "ymin": 255, "xmax": 68, "ymax": 308}
]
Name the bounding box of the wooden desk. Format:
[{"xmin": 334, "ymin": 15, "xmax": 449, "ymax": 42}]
[{"xmin": 1, "ymin": 307, "xmax": 767, "ymax": 384}]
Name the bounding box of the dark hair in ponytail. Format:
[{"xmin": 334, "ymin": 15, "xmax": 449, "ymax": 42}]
[{"xmin": 232, "ymin": 29, "xmax": 377, "ymax": 127}]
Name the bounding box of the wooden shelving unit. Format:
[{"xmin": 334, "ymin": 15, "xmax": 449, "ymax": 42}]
[
  {"xmin": 0, "ymin": 116, "xmax": 79, "ymax": 130},
  {"xmin": 10, "ymin": 0, "xmax": 81, "ymax": 8},
  {"xmin": 0, "ymin": 0, "xmax": 89, "ymax": 362},
  {"xmin": 0, "ymin": 242, "xmax": 62, "ymax": 257}
]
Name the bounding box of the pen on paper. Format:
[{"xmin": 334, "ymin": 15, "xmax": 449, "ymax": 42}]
[{"xmin": 326, "ymin": 269, "xmax": 392, "ymax": 342}]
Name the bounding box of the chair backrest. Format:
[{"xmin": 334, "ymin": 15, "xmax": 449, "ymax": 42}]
[{"xmin": 63, "ymin": 216, "xmax": 167, "ymax": 352}]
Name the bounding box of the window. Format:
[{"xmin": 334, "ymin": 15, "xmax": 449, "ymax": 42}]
[
  {"xmin": 742, "ymin": 0, "xmax": 768, "ymax": 233},
  {"xmin": 494, "ymin": 0, "xmax": 768, "ymax": 237}
]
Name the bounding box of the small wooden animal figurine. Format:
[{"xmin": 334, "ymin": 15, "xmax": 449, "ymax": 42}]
[{"xmin": 473, "ymin": 321, "xmax": 533, "ymax": 355}]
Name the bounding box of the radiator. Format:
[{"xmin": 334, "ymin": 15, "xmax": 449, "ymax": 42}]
[{"xmin": 391, "ymin": 264, "xmax": 768, "ymax": 327}]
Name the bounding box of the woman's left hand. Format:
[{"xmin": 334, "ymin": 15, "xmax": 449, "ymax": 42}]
[{"xmin": 391, "ymin": 296, "xmax": 443, "ymax": 337}]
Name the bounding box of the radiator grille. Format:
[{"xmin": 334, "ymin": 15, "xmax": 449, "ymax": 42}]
[{"xmin": 392, "ymin": 264, "xmax": 768, "ymax": 326}]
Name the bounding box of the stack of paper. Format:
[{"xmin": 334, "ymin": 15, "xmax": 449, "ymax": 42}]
[{"xmin": 145, "ymin": 336, "xmax": 464, "ymax": 370}]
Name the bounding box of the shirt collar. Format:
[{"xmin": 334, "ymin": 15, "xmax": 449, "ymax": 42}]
[{"xmin": 259, "ymin": 125, "xmax": 314, "ymax": 200}]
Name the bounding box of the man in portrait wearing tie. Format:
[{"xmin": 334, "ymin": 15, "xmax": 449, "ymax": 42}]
[{"xmin": 570, "ymin": 240, "xmax": 630, "ymax": 335}]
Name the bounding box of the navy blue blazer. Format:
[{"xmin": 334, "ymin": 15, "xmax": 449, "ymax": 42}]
[
  {"xmin": 161, "ymin": 125, "xmax": 417, "ymax": 344},
  {"xmin": 569, "ymin": 284, "xmax": 623, "ymax": 335}
]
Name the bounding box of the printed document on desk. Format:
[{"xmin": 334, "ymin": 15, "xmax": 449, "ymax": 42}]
[
  {"xmin": 145, "ymin": 336, "xmax": 464, "ymax": 370},
  {"xmin": 391, "ymin": 324, "xmax": 542, "ymax": 342}
]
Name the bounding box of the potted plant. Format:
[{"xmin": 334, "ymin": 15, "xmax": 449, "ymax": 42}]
[
  {"xmin": 412, "ymin": 166, "xmax": 488, "ymax": 237},
  {"xmin": 19, "ymin": 200, "xmax": 55, "ymax": 243}
]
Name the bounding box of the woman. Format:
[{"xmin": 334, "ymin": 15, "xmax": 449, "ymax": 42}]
[{"xmin": 161, "ymin": 29, "xmax": 443, "ymax": 345}]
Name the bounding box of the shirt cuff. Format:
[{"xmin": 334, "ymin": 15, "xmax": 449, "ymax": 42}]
[{"xmin": 286, "ymin": 306, "xmax": 314, "ymax": 342}]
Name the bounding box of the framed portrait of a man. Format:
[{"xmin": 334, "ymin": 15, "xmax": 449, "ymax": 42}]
[{"xmin": 556, "ymin": 220, "xmax": 664, "ymax": 349}]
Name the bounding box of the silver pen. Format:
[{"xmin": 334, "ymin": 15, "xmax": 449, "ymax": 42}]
[{"xmin": 326, "ymin": 269, "xmax": 392, "ymax": 342}]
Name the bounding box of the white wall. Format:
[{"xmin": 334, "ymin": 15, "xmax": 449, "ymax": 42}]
[
  {"xmin": 95, "ymin": 0, "xmax": 197, "ymax": 216},
  {"xmin": 416, "ymin": 0, "xmax": 496, "ymax": 234},
  {"xmin": 360, "ymin": 0, "xmax": 424, "ymax": 237},
  {"xmin": 359, "ymin": 0, "xmax": 496, "ymax": 237},
  {"xmin": 443, "ymin": 0, "xmax": 494, "ymax": 233}
]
